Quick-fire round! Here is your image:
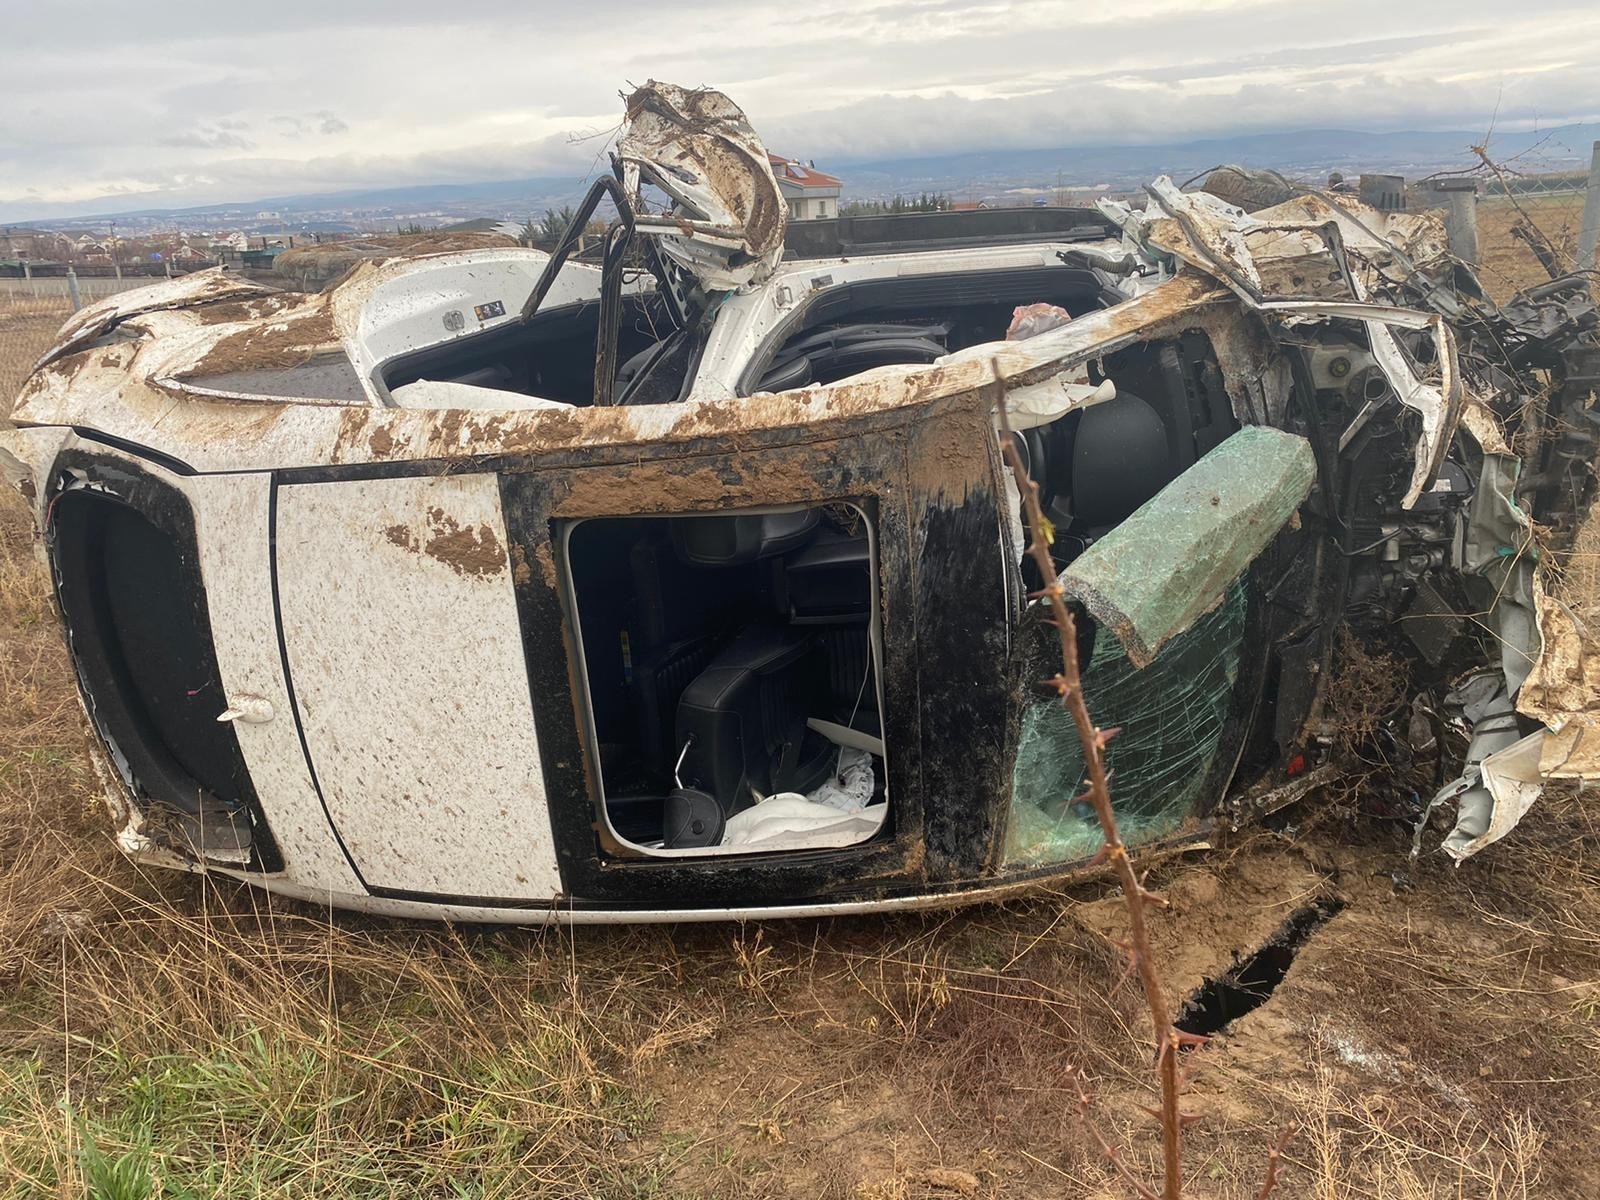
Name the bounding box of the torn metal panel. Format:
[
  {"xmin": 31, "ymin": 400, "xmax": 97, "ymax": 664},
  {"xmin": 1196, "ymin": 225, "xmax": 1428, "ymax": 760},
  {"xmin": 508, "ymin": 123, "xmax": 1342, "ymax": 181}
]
[
  {"xmin": 1519, "ymin": 493, "xmax": 1600, "ymax": 776},
  {"xmin": 1061, "ymin": 426, "xmax": 1316, "ymax": 667},
  {"xmin": 618, "ymin": 81, "xmax": 786, "ymax": 293},
  {"xmin": 1124, "ymin": 178, "xmax": 1466, "ymax": 511},
  {"xmin": 35, "ymin": 267, "xmax": 272, "ymax": 371},
  {"xmin": 1414, "ymin": 677, "xmax": 1536, "ymax": 863},
  {"xmin": 1461, "ymin": 440, "xmax": 1538, "ymax": 696},
  {"xmin": 1139, "ymin": 179, "xmax": 1452, "ymax": 305}
]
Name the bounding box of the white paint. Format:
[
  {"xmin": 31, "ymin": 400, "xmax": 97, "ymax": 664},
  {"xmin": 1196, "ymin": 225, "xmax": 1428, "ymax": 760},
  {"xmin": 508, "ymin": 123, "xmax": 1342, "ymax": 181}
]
[
  {"xmin": 274, "ymin": 473, "xmax": 562, "ymax": 899},
  {"xmin": 337, "ymin": 249, "xmax": 633, "ymax": 404},
  {"xmin": 185, "ymin": 471, "xmax": 368, "ymax": 893}
]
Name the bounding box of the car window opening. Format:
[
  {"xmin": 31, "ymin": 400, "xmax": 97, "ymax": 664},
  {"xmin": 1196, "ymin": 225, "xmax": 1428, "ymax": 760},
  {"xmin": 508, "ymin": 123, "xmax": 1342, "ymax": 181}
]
[{"xmin": 562, "ymin": 504, "xmax": 887, "ymax": 858}]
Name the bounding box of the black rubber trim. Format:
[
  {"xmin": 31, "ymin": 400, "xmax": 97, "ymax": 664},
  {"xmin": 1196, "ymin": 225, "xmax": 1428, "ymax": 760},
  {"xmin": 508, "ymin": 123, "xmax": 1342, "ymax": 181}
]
[{"xmin": 71, "ymin": 427, "xmax": 196, "ymax": 476}]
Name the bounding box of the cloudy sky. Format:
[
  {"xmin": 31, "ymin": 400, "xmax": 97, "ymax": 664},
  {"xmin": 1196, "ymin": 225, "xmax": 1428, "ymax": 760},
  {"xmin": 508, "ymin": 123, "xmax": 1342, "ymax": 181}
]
[{"xmin": 2, "ymin": 0, "xmax": 1598, "ymax": 221}]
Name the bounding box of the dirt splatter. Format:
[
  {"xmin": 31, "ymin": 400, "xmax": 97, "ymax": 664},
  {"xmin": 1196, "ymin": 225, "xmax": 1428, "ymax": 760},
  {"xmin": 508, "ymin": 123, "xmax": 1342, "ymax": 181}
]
[
  {"xmin": 531, "ymin": 541, "xmax": 556, "ymax": 589},
  {"xmin": 196, "ymin": 301, "xmax": 340, "ymax": 374},
  {"xmin": 420, "ymin": 506, "xmax": 506, "ymax": 578},
  {"xmin": 905, "ymin": 402, "xmax": 993, "ymax": 501},
  {"xmin": 510, "ymin": 542, "xmax": 534, "ymax": 587},
  {"xmin": 384, "ymin": 523, "xmax": 417, "ymax": 553},
  {"xmin": 382, "ymin": 508, "xmax": 506, "ymax": 578},
  {"xmin": 368, "ymin": 423, "xmax": 396, "ymax": 459}
]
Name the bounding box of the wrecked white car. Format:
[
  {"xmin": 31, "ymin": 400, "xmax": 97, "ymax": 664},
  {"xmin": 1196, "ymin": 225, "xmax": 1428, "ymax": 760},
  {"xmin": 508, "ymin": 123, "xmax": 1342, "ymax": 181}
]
[{"xmin": 4, "ymin": 83, "xmax": 1599, "ymax": 922}]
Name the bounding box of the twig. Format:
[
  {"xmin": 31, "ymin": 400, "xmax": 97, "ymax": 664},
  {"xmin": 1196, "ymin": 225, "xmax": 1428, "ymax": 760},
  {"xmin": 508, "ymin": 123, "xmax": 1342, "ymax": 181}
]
[
  {"xmin": 1472, "ymin": 143, "xmax": 1572, "ymax": 272},
  {"xmin": 993, "ymin": 362, "xmax": 1187, "ymax": 1200},
  {"xmin": 1067, "ymin": 1065, "xmax": 1162, "ymax": 1200},
  {"xmin": 1254, "ymin": 1124, "xmax": 1297, "ymax": 1199}
]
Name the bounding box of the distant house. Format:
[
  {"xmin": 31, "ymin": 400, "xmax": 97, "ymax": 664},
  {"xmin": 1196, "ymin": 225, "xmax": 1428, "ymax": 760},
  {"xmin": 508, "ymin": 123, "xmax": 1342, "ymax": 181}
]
[
  {"xmin": 171, "ymin": 243, "xmax": 211, "ymax": 266},
  {"xmin": 767, "ymin": 153, "xmax": 841, "ymax": 221},
  {"xmin": 1, "ymin": 227, "xmax": 62, "ymax": 260}
]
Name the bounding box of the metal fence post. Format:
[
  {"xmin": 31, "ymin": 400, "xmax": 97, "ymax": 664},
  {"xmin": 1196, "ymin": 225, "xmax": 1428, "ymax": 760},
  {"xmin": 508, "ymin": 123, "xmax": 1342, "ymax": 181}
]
[
  {"xmin": 1420, "ymin": 178, "xmax": 1479, "ymax": 266},
  {"xmin": 1579, "ymin": 140, "xmax": 1600, "ymax": 271},
  {"xmin": 66, "ymin": 266, "xmax": 82, "ymax": 312},
  {"xmin": 1445, "ymin": 182, "xmax": 1479, "ymax": 267}
]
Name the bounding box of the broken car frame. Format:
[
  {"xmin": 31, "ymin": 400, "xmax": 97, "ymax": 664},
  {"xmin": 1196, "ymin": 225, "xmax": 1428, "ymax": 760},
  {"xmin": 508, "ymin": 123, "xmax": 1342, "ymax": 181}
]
[{"xmin": 4, "ymin": 83, "xmax": 1598, "ymax": 923}]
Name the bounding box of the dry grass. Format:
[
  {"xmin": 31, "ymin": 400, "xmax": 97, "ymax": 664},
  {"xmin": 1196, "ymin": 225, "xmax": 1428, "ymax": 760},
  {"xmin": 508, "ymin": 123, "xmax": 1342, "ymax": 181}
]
[
  {"xmin": 2, "ymin": 213, "xmax": 1598, "ymax": 1198},
  {"xmin": 1476, "ymin": 193, "xmax": 1590, "ymax": 303},
  {"xmin": 0, "ymin": 295, "xmax": 73, "ymax": 413}
]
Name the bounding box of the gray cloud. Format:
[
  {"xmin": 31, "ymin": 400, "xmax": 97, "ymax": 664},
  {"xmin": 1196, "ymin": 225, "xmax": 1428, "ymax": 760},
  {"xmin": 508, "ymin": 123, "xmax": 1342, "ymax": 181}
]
[
  {"xmin": 2, "ymin": 0, "xmax": 1597, "ymax": 220},
  {"xmin": 160, "ymin": 126, "xmax": 255, "ymax": 151}
]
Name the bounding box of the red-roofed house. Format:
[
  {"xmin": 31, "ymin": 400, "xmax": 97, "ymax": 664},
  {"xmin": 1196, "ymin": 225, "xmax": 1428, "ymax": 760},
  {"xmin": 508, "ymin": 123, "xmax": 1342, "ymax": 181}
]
[{"xmin": 767, "ymin": 153, "xmax": 842, "ymax": 221}]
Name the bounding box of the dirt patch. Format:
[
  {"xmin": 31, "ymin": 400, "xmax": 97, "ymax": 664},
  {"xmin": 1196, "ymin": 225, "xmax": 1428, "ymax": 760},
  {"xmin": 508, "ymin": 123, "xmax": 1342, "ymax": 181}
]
[
  {"xmin": 387, "ymin": 506, "xmax": 507, "ymax": 578},
  {"xmin": 195, "ymin": 299, "xmax": 339, "ymax": 374},
  {"xmin": 421, "ymin": 506, "xmax": 506, "ymax": 578}
]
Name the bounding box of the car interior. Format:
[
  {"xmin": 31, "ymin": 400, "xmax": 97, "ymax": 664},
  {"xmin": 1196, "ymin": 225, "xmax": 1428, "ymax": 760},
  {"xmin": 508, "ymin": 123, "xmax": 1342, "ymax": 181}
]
[
  {"xmin": 392, "ymin": 254, "xmax": 1240, "ymax": 858},
  {"xmin": 562, "ymin": 504, "xmax": 886, "ymax": 856}
]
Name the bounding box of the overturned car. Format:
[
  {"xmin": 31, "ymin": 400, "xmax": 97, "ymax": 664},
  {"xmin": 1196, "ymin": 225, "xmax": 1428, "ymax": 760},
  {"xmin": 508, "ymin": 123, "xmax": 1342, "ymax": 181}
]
[{"xmin": 4, "ymin": 83, "xmax": 1599, "ymax": 922}]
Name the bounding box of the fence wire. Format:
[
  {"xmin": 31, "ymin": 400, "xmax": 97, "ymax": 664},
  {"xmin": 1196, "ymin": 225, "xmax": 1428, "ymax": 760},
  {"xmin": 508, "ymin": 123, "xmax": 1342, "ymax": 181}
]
[{"xmin": 1, "ymin": 289, "xmax": 78, "ymax": 414}]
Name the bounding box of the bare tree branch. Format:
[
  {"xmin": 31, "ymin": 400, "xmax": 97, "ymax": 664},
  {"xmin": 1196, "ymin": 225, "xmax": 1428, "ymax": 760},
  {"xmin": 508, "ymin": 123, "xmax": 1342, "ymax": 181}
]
[{"xmin": 993, "ymin": 362, "xmax": 1185, "ymax": 1200}]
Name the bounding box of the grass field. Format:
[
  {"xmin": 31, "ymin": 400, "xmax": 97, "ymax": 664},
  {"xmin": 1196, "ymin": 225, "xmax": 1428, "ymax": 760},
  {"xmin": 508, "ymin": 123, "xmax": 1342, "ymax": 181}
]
[
  {"xmin": 2, "ymin": 207, "xmax": 1598, "ymax": 1198},
  {"xmin": 1476, "ymin": 193, "xmax": 1593, "ymax": 302}
]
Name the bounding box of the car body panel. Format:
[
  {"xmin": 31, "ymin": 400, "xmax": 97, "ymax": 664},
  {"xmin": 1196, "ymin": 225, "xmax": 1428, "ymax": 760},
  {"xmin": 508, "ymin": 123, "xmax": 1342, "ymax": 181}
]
[{"xmin": 8, "ymin": 83, "xmax": 1600, "ymax": 922}]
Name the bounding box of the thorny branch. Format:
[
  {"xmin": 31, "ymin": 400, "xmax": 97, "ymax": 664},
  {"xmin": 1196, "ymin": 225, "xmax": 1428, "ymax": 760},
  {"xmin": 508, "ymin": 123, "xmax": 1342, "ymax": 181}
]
[
  {"xmin": 1254, "ymin": 1124, "xmax": 1296, "ymax": 1200},
  {"xmin": 1471, "ymin": 142, "xmax": 1573, "ymax": 274},
  {"xmin": 994, "ymin": 368, "xmax": 1299, "ymax": 1199},
  {"xmin": 992, "ymin": 363, "xmax": 1191, "ymax": 1200}
]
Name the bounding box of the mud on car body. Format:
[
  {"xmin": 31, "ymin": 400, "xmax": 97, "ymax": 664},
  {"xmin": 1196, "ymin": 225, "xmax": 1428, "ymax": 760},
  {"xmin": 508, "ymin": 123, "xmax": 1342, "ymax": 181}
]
[{"xmin": 4, "ymin": 82, "xmax": 1599, "ymax": 923}]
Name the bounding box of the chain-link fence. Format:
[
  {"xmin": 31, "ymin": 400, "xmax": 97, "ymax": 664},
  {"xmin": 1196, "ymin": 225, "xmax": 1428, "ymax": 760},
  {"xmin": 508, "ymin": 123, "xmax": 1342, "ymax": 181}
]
[
  {"xmin": 1, "ymin": 289, "xmax": 75, "ymax": 414},
  {"xmin": 0, "ymin": 275, "xmax": 174, "ymax": 412}
]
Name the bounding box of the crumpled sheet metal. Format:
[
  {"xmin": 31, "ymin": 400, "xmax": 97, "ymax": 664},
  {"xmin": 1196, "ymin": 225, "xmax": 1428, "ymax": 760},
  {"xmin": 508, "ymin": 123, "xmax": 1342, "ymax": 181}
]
[
  {"xmin": 1061, "ymin": 425, "xmax": 1315, "ymax": 668},
  {"xmin": 34, "ymin": 268, "xmax": 273, "ymax": 372},
  {"xmin": 1416, "ymin": 401, "xmax": 1600, "ymax": 860},
  {"xmin": 1135, "ymin": 180, "xmax": 1451, "ymax": 304},
  {"xmin": 1519, "ymin": 492, "xmax": 1600, "ymax": 777},
  {"xmin": 1112, "ymin": 178, "xmax": 1463, "ymax": 510},
  {"xmin": 618, "ymin": 81, "xmax": 787, "ymax": 293},
  {"xmin": 1461, "ymin": 435, "xmax": 1538, "ymax": 697},
  {"xmin": 1415, "ymin": 675, "xmax": 1542, "ymax": 862}
]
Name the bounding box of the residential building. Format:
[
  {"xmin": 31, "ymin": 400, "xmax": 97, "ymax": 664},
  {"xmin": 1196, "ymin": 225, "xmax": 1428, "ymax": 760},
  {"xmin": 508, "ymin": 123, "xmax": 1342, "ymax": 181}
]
[
  {"xmin": 1, "ymin": 227, "xmax": 64, "ymax": 260},
  {"xmin": 767, "ymin": 153, "xmax": 841, "ymax": 221}
]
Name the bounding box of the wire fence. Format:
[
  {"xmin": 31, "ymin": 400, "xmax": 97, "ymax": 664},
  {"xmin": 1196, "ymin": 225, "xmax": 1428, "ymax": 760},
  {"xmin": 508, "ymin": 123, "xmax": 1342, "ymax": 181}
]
[
  {"xmin": 1, "ymin": 290, "xmax": 76, "ymax": 414},
  {"xmin": 0, "ymin": 273, "xmax": 166, "ymax": 303},
  {"xmin": 1487, "ymin": 173, "xmax": 1590, "ymax": 200}
]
